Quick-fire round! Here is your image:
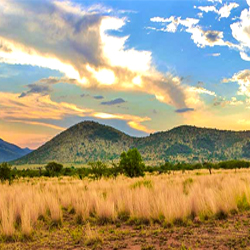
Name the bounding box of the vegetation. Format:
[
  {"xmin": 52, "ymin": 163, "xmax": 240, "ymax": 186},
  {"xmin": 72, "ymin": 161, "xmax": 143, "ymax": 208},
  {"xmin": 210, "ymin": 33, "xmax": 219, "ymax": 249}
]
[
  {"xmin": 0, "ymin": 162, "xmax": 13, "ymax": 184},
  {"xmin": 45, "ymin": 162, "xmax": 63, "ymax": 176},
  {"xmin": 1, "ymin": 170, "xmax": 250, "ymax": 239},
  {"xmin": 7, "ymin": 158, "xmax": 250, "ymax": 180},
  {"xmin": 3, "ymin": 155, "xmax": 250, "ymax": 248},
  {"xmin": 119, "ymin": 148, "xmax": 145, "ymax": 178},
  {"xmin": 12, "ymin": 121, "xmax": 250, "ymax": 165}
]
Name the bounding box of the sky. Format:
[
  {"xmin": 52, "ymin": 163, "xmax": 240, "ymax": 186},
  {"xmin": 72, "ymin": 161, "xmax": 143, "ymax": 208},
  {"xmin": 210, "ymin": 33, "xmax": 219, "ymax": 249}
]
[{"xmin": 1, "ymin": 0, "xmax": 250, "ymax": 149}]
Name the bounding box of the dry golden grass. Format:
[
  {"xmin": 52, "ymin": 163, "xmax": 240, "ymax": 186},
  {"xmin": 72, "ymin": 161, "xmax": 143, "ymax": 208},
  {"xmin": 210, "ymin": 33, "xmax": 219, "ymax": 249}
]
[{"xmin": 1, "ymin": 169, "xmax": 250, "ymax": 237}]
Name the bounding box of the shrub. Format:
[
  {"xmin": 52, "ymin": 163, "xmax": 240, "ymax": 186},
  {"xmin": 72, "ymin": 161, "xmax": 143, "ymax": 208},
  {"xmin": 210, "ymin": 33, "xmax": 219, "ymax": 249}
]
[
  {"xmin": 119, "ymin": 148, "xmax": 145, "ymax": 178},
  {"xmin": 88, "ymin": 161, "xmax": 107, "ymax": 180},
  {"xmin": 45, "ymin": 162, "xmax": 63, "ymax": 177},
  {"xmin": 0, "ymin": 162, "xmax": 14, "ymax": 184}
]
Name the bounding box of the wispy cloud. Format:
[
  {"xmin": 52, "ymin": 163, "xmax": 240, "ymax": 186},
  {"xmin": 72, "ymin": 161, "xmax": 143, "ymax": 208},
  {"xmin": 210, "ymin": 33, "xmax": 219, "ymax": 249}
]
[
  {"xmin": 189, "ymin": 86, "xmax": 217, "ymax": 96},
  {"xmin": 223, "ymin": 70, "xmax": 250, "ymax": 98},
  {"xmin": 149, "ymin": 16, "xmax": 236, "ymax": 49},
  {"xmin": 0, "ymin": 91, "xmax": 152, "ymax": 134},
  {"xmin": 194, "ymin": 3, "xmax": 239, "ymax": 20}
]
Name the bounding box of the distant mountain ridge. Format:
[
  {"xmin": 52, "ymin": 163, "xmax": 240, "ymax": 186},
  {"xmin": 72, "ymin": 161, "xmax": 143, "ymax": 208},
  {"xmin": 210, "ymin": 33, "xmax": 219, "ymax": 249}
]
[
  {"xmin": 0, "ymin": 139, "xmax": 32, "ymax": 162},
  {"xmin": 12, "ymin": 121, "xmax": 250, "ymax": 165}
]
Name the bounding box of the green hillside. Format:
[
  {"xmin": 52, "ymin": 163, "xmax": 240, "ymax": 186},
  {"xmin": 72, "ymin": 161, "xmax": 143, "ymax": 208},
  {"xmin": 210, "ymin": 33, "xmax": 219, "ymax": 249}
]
[{"xmin": 13, "ymin": 121, "xmax": 250, "ymax": 164}]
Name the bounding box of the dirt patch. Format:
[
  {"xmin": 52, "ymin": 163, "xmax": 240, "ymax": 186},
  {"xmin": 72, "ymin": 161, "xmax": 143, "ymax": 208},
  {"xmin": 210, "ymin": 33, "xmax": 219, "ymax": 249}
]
[{"xmin": 1, "ymin": 212, "xmax": 250, "ymax": 250}]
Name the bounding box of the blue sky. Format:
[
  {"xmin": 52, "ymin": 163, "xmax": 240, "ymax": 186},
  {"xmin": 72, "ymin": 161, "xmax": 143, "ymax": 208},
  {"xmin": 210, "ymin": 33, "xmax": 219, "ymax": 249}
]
[{"xmin": 0, "ymin": 0, "xmax": 250, "ymax": 148}]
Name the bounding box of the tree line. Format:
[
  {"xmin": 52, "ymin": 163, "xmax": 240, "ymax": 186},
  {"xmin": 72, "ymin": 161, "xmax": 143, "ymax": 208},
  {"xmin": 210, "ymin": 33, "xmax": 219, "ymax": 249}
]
[{"xmin": 0, "ymin": 148, "xmax": 250, "ymax": 183}]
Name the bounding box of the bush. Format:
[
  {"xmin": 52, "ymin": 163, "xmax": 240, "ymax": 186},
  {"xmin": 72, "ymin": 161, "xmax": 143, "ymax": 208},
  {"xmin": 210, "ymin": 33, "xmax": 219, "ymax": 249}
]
[
  {"xmin": 45, "ymin": 162, "xmax": 63, "ymax": 177},
  {"xmin": 119, "ymin": 148, "xmax": 145, "ymax": 178},
  {"xmin": 0, "ymin": 162, "xmax": 14, "ymax": 184},
  {"xmin": 88, "ymin": 161, "xmax": 107, "ymax": 180}
]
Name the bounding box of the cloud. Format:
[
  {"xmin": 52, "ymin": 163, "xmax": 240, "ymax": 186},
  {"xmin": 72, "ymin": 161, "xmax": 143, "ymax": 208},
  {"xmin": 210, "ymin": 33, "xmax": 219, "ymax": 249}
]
[
  {"xmin": 223, "ymin": 70, "xmax": 250, "ymax": 97},
  {"xmin": 207, "ymin": 0, "xmax": 222, "ymax": 3},
  {"xmin": 189, "ymin": 86, "xmax": 216, "ymax": 96},
  {"xmin": 79, "ymin": 93, "xmax": 104, "ymax": 99},
  {"xmin": 101, "ymin": 98, "xmax": 126, "ymax": 105},
  {"xmin": 195, "ymin": 3, "xmax": 239, "ymax": 20},
  {"xmin": 93, "ymin": 95, "xmax": 104, "ymax": 100},
  {"xmin": 150, "ymin": 2, "xmax": 250, "ymax": 63},
  {"xmin": 218, "ymin": 3, "xmax": 239, "ymax": 19},
  {"xmin": 195, "ymin": 6, "xmax": 217, "ymax": 14},
  {"xmin": 0, "ymin": 90, "xmax": 153, "ymax": 134},
  {"xmin": 175, "ymin": 108, "xmax": 194, "ymax": 113},
  {"xmin": 19, "ymin": 83, "xmax": 53, "ymax": 98},
  {"xmin": 150, "ymin": 16, "xmax": 199, "ymax": 33},
  {"xmin": 0, "ymin": 0, "xmax": 194, "ymax": 110},
  {"xmin": 208, "ymin": 53, "xmax": 221, "ymax": 57},
  {"xmin": 213, "ymin": 96, "xmax": 244, "ymax": 107},
  {"xmin": 230, "ymin": 6, "xmax": 250, "ymax": 61},
  {"xmin": 149, "ymin": 15, "xmax": 238, "ymax": 49}
]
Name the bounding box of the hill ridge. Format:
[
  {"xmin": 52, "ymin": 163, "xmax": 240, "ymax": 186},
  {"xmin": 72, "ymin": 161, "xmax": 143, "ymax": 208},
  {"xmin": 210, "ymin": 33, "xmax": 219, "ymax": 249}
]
[
  {"xmin": 12, "ymin": 121, "xmax": 250, "ymax": 164},
  {"xmin": 0, "ymin": 138, "xmax": 32, "ymax": 162}
]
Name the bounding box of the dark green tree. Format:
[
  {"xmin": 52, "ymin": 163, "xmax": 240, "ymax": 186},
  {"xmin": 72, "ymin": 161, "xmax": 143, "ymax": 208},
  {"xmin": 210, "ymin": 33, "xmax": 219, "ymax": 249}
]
[
  {"xmin": 45, "ymin": 162, "xmax": 63, "ymax": 177},
  {"xmin": 0, "ymin": 162, "xmax": 14, "ymax": 184},
  {"xmin": 203, "ymin": 162, "xmax": 214, "ymax": 175},
  {"xmin": 119, "ymin": 148, "xmax": 145, "ymax": 178},
  {"xmin": 88, "ymin": 161, "xmax": 107, "ymax": 180},
  {"xmin": 109, "ymin": 161, "xmax": 122, "ymax": 179}
]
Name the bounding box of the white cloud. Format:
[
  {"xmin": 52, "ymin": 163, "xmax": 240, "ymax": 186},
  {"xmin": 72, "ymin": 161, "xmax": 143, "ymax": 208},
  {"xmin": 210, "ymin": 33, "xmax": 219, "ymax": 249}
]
[
  {"xmin": 219, "ymin": 3, "xmax": 239, "ymax": 19},
  {"xmin": 189, "ymin": 86, "xmax": 217, "ymax": 96},
  {"xmin": 150, "ymin": 16, "xmax": 235, "ymax": 49},
  {"xmin": 195, "ymin": 6, "xmax": 217, "ymax": 13},
  {"xmin": 195, "ymin": 2, "xmax": 239, "ymax": 20},
  {"xmin": 223, "ymin": 70, "xmax": 250, "ymax": 98},
  {"xmin": 231, "ymin": 7, "xmax": 250, "ymax": 61},
  {"xmin": 150, "ymin": 16, "xmax": 199, "ymax": 34},
  {"xmin": 207, "ymin": 0, "xmax": 222, "ymax": 3},
  {"xmin": 210, "ymin": 53, "xmax": 221, "ymax": 56}
]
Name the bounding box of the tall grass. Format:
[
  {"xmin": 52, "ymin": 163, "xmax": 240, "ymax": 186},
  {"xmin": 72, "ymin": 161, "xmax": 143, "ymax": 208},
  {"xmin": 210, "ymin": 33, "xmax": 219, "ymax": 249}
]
[{"xmin": 1, "ymin": 169, "xmax": 250, "ymax": 236}]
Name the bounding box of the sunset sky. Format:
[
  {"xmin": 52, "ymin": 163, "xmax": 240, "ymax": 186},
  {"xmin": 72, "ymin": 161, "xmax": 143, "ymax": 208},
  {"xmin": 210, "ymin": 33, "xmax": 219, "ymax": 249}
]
[{"xmin": 1, "ymin": 0, "xmax": 250, "ymax": 149}]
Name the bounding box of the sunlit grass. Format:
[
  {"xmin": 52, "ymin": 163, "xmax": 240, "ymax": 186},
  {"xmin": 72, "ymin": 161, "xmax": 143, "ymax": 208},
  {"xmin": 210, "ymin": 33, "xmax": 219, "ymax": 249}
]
[{"xmin": 1, "ymin": 169, "xmax": 250, "ymax": 237}]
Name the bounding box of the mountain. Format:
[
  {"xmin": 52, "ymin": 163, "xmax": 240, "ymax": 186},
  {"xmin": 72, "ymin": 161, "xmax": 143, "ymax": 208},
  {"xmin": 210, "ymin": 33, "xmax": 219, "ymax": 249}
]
[
  {"xmin": 0, "ymin": 139, "xmax": 32, "ymax": 162},
  {"xmin": 12, "ymin": 121, "xmax": 250, "ymax": 165}
]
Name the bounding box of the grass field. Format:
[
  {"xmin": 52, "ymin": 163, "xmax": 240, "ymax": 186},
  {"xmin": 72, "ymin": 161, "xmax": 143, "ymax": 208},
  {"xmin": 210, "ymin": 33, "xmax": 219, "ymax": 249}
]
[
  {"xmin": 11, "ymin": 163, "xmax": 90, "ymax": 170},
  {"xmin": 2, "ymin": 169, "xmax": 250, "ymax": 249}
]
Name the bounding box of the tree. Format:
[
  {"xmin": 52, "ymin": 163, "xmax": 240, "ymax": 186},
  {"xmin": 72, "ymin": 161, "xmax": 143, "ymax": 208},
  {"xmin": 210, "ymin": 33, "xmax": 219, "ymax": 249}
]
[
  {"xmin": 203, "ymin": 162, "xmax": 214, "ymax": 175},
  {"xmin": 88, "ymin": 161, "xmax": 107, "ymax": 180},
  {"xmin": 0, "ymin": 162, "xmax": 14, "ymax": 184},
  {"xmin": 119, "ymin": 148, "xmax": 145, "ymax": 178},
  {"xmin": 45, "ymin": 162, "xmax": 63, "ymax": 177},
  {"xmin": 109, "ymin": 161, "xmax": 122, "ymax": 179}
]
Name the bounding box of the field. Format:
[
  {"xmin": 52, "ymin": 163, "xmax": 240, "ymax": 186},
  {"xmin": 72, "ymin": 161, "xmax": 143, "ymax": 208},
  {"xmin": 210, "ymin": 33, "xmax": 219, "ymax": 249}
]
[{"xmin": 2, "ymin": 169, "xmax": 250, "ymax": 249}]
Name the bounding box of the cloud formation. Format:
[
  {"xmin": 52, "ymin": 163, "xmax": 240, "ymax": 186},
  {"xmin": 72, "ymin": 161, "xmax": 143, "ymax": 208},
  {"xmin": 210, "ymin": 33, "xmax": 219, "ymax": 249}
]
[
  {"xmin": 213, "ymin": 96, "xmax": 244, "ymax": 107},
  {"xmin": 19, "ymin": 83, "xmax": 53, "ymax": 98},
  {"xmin": 175, "ymin": 108, "xmax": 194, "ymax": 113},
  {"xmin": 195, "ymin": 2, "xmax": 239, "ymax": 20},
  {"xmin": 93, "ymin": 95, "xmax": 104, "ymax": 100},
  {"xmin": 189, "ymin": 86, "xmax": 216, "ymax": 96},
  {"xmin": 150, "ymin": 16, "xmax": 235, "ymax": 49},
  {"xmin": 0, "ymin": 90, "xmax": 152, "ymax": 134},
  {"xmin": 0, "ymin": 0, "xmax": 194, "ymax": 111},
  {"xmin": 223, "ymin": 70, "xmax": 250, "ymax": 98},
  {"xmin": 230, "ymin": 3, "xmax": 250, "ymax": 62},
  {"xmin": 101, "ymin": 98, "xmax": 126, "ymax": 105}
]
